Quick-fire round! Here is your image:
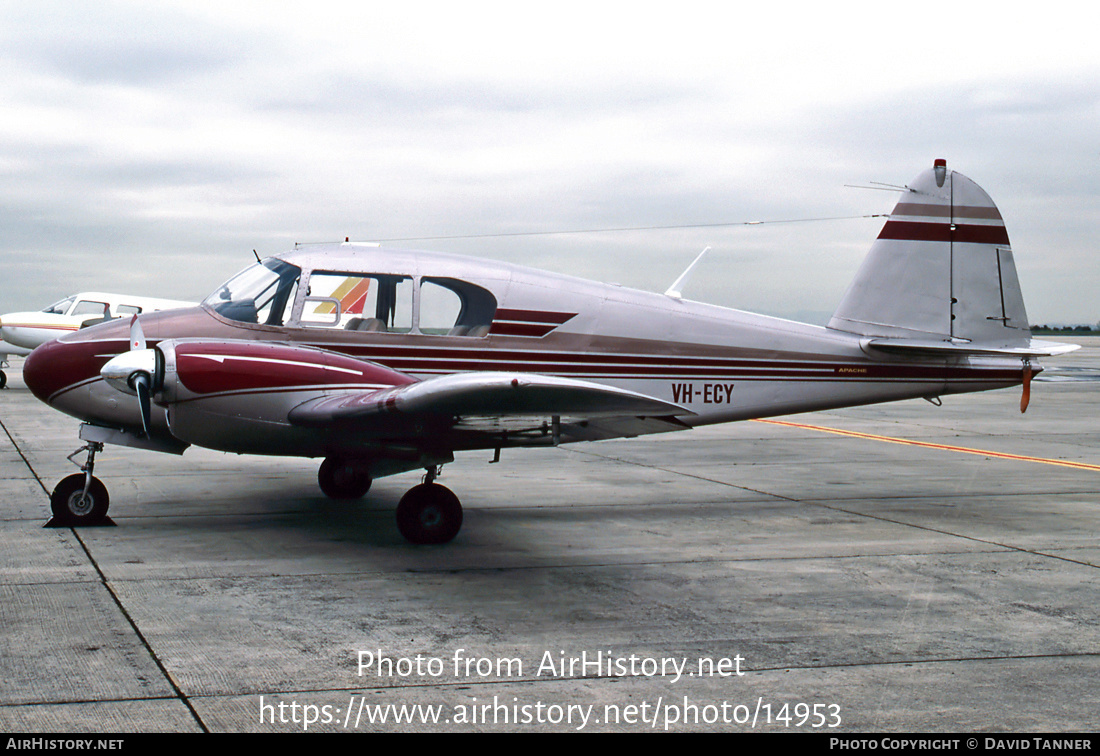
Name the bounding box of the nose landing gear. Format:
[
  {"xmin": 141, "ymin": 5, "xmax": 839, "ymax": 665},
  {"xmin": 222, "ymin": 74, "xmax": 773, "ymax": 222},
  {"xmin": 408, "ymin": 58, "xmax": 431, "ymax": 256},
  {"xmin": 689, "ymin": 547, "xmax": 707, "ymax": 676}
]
[{"xmin": 46, "ymin": 442, "xmax": 113, "ymax": 527}]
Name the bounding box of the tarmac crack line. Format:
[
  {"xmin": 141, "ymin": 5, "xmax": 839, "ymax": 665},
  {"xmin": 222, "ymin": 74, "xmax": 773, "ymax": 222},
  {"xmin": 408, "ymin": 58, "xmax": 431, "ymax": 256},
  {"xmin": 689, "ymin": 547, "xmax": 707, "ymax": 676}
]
[
  {"xmin": 68, "ymin": 528, "xmax": 211, "ymax": 733},
  {"xmin": 2, "ymin": 413, "xmax": 209, "ymax": 729},
  {"xmin": 568, "ymin": 447, "xmax": 1100, "ymax": 572},
  {"xmin": 0, "ymin": 415, "xmax": 50, "ymax": 496},
  {"xmin": 788, "ymin": 500, "xmax": 1100, "ymax": 571}
]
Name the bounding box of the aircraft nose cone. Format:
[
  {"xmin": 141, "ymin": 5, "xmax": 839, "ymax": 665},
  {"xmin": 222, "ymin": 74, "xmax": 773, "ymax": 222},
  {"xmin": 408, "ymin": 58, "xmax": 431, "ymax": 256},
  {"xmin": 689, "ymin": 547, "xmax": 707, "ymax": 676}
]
[
  {"xmin": 23, "ymin": 339, "xmax": 80, "ymax": 405},
  {"xmin": 22, "ymin": 340, "xmax": 53, "ymax": 403},
  {"xmin": 1, "ymin": 325, "xmax": 21, "ymax": 346}
]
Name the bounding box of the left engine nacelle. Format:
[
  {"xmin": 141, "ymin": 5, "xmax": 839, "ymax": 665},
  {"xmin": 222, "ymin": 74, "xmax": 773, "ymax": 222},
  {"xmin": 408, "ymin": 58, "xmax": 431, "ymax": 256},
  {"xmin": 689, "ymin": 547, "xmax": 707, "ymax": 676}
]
[{"xmin": 131, "ymin": 339, "xmax": 414, "ymax": 456}]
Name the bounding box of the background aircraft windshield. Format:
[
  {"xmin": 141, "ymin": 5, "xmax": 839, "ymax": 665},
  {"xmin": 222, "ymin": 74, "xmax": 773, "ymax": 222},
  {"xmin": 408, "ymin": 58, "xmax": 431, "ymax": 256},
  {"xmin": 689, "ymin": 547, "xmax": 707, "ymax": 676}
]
[
  {"xmin": 43, "ymin": 297, "xmax": 75, "ymax": 315},
  {"xmin": 204, "ymin": 259, "xmax": 301, "ymax": 326}
]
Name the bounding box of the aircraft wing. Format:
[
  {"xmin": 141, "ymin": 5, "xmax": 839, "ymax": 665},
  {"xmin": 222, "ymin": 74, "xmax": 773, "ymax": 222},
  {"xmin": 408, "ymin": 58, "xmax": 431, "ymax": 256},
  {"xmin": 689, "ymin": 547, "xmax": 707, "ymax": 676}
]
[{"xmin": 287, "ymin": 371, "xmax": 693, "ymax": 438}]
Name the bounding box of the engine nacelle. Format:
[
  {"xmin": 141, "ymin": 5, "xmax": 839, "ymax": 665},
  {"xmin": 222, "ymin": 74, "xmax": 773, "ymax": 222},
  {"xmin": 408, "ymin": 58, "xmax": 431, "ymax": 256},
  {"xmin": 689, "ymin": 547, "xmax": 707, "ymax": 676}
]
[{"xmin": 152, "ymin": 339, "xmax": 415, "ymax": 455}]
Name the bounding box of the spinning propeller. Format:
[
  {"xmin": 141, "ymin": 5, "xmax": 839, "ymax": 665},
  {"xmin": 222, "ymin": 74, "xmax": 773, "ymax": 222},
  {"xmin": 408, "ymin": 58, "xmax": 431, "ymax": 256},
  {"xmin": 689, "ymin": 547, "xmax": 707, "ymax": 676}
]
[{"xmin": 100, "ymin": 315, "xmax": 164, "ymax": 437}]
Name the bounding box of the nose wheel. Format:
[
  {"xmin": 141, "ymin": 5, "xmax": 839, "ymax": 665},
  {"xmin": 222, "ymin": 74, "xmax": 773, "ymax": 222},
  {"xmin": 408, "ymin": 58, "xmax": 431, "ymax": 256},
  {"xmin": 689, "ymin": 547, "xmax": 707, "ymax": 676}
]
[
  {"xmin": 47, "ymin": 442, "xmax": 112, "ymax": 526},
  {"xmin": 50, "ymin": 474, "xmax": 110, "ymax": 525}
]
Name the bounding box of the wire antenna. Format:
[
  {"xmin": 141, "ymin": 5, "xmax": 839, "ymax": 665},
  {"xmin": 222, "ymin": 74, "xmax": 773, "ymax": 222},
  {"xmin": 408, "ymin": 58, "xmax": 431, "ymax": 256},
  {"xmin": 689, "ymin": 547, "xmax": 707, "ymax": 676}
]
[
  {"xmin": 368, "ymin": 214, "xmax": 889, "ymax": 243},
  {"xmin": 844, "ymin": 182, "xmax": 910, "ymax": 192}
]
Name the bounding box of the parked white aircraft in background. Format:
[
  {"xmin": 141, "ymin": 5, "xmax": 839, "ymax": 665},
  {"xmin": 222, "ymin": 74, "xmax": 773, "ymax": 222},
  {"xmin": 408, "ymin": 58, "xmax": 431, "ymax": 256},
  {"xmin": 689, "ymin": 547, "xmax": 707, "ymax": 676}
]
[{"xmin": 0, "ymin": 292, "xmax": 195, "ymax": 387}]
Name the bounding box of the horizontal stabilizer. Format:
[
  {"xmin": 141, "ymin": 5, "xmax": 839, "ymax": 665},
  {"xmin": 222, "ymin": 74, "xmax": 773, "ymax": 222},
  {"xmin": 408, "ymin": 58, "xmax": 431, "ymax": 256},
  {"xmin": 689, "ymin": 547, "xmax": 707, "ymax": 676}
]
[
  {"xmin": 864, "ymin": 337, "xmax": 1080, "ymax": 357},
  {"xmin": 289, "ymin": 371, "xmax": 693, "ymax": 427}
]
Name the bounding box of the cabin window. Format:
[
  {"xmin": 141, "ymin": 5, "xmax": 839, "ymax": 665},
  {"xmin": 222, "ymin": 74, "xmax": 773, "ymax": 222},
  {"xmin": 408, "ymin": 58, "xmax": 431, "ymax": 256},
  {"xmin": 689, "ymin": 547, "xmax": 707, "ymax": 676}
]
[
  {"xmin": 117, "ymin": 305, "xmax": 142, "ymax": 316},
  {"xmin": 301, "ymin": 272, "xmax": 413, "ymax": 333},
  {"xmin": 71, "ymin": 300, "xmax": 110, "ymax": 317},
  {"xmin": 419, "ymin": 277, "xmax": 496, "ymax": 337},
  {"xmin": 291, "ymin": 270, "xmax": 495, "ymax": 336},
  {"xmin": 204, "ymin": 258, "xmax": 301, "ymax": 326}
]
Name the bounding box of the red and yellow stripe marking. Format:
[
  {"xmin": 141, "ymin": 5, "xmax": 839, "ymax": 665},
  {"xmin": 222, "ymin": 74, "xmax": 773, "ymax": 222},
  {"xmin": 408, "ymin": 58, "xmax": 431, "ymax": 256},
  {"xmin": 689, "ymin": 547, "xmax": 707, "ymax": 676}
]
[
  {"xmin": 313, "ymin": 277, "xmax": 372, "ymax": 315},
  {"xmin": 753, "ymin": 418, "xmax": 1100, "ymax": 472}
]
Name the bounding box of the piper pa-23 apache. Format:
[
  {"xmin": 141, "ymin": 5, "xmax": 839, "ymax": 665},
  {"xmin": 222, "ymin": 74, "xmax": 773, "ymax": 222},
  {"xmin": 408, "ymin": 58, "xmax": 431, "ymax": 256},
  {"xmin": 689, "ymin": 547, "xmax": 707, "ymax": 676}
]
[{"xmin": 24, "ymin": 161, "xmax": 1077, "ymax": 544}]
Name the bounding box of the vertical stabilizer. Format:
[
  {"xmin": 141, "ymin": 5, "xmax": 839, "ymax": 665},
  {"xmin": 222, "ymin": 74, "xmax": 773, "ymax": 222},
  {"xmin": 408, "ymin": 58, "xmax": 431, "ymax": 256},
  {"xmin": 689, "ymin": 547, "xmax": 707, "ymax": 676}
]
[{"xmin": 829, "ymin": 160, "xmax": 1030, "ymax": 347}]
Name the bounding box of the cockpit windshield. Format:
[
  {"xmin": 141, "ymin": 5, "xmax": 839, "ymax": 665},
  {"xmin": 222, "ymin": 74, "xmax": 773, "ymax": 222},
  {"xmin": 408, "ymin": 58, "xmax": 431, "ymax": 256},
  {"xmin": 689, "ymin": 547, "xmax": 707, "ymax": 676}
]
[
  {"xmin": 203, "ymin": 259, "xmax": 301, "ymax": 326},
  {"xmin": 43, "ymin": 297, "xmax": 75, "ymax": 315}
]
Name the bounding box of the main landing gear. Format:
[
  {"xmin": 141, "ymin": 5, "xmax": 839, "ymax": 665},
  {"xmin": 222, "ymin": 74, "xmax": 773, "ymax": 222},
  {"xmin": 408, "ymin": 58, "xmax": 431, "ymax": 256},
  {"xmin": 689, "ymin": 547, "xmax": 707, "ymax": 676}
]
[
  {"xmin": 44, "ymin": 445, "xmax": 463, "ymax": 542},
  {"xmin": 317, "ymin": 457, "xmax": 372, "ymax": 499},
  {"xmin": 48, "ymin": 442, "xmax": 112, "ymax": 526},
  {"xmin": 395, "ymin": 468, "xmax": 463, "ymax": 546},
  {"xmin": 317, "ymin": 457, "xmax": 463, "ymax": 545}
]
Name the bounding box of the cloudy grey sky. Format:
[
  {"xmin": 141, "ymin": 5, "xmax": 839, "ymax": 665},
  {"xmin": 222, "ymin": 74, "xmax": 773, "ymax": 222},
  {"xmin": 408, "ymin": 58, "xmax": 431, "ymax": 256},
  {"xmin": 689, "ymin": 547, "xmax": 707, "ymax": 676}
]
[{"xmin": 2, "ymin": 1, "xmax": 1097, "ymax": 324}]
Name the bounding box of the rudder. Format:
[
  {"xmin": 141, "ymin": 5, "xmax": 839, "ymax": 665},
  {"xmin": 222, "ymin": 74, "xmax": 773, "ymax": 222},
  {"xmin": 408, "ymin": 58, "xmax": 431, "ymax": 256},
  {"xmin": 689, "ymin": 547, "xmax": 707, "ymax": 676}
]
[{"xmin": 829, "ymin": 159, "xmax": 1031, "ymax": 349}]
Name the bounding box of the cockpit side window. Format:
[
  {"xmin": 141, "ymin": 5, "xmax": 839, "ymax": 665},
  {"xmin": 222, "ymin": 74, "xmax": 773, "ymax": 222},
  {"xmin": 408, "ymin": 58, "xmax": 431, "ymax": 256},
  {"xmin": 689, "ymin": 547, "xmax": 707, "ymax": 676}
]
[
  {"xmin": 71, "ymin": 300, "xmax": 110, "ymax": 317},
  {"xmin": 419, "ymin": 277, "xmax": 497, "ymax": 337},
  {"xmin": 204, "ymin": 259, "xmax": 301, "ymax": 326},
  {"xmin": 300, "ymin": 272, "xmax": 413, "ymax": 333}
]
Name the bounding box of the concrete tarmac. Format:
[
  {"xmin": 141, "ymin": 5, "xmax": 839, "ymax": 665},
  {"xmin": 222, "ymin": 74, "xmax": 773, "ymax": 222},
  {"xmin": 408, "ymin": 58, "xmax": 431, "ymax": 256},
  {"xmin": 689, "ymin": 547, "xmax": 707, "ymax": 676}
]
[{"xmin": 1, "ymin": 340, "xmax": 1098, "ymax": 733}]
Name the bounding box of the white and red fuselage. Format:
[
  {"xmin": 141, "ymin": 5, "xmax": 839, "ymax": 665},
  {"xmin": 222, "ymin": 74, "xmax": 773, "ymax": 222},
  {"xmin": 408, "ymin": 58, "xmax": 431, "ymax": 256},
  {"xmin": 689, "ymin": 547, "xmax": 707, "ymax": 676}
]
[{"xmin": 25, "ymin": 242, "xmax": 1028, "ymax": 462}]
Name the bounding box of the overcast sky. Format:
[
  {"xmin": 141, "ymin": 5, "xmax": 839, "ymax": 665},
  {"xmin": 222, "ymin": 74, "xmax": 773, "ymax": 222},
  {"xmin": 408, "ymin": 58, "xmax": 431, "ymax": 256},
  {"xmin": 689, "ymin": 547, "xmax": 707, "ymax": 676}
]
[{"xmin": 1, "ymin": 1, "xmax": 1097, "ymax": 324}]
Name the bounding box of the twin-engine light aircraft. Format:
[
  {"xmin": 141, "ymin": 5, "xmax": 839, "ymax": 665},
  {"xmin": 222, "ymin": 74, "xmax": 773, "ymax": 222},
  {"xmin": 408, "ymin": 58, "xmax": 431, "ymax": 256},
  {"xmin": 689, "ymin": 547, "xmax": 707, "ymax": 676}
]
[{"xmin": 23, "ymin": 161, "xmax": 1077, "ymax": 544}]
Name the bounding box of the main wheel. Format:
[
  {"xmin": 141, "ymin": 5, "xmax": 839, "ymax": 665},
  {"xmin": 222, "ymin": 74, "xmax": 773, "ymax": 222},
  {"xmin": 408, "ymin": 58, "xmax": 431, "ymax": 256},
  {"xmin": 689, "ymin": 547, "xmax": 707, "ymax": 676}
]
[
  {"xmin": 395, "ymin": 483, "xmax": 463, "ymax": 545},
  {"xmin": 318, "ymin": 457, "xmax": 372, "ymax": 499},
  {"xmin": 0, "ymin": 369, "xmax": 7, "ymax": 389},
  {"xmin": 50, "ymin": 473, "xmax": 110, "ymax": 525}
]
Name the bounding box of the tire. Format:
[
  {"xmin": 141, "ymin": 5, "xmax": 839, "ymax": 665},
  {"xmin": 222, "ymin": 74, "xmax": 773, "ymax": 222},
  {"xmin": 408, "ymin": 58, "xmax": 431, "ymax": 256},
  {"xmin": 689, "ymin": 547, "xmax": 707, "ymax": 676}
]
[
  {"xmin": 395, "ymin": 483, "xmax": 463, "ymax": 545},
  {"xmin": 318, "ymin": 457, "xmax": 372, "ymax": 499},
  {"xmin": 50, "ymin": 474, "xmax": 110, "ymax": 525}
]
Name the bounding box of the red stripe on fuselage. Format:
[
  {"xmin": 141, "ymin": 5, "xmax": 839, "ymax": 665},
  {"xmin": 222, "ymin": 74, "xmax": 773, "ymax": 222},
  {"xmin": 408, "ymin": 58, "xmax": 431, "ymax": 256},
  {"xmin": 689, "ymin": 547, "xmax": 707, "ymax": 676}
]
[
  {"xmin": 24, "ymin": 323, "xmax": 1023, "ymax": 411},
  {"xmin": 490, "ymin": 309, "xmax": 577, "ymax": 337},
  {"xmin": 494, "ymin": 308, "xmax": 576, "ymax": 324},
  {"xmin": 489, "ymin": 322, "xmax": 559, "ymax": 337}
]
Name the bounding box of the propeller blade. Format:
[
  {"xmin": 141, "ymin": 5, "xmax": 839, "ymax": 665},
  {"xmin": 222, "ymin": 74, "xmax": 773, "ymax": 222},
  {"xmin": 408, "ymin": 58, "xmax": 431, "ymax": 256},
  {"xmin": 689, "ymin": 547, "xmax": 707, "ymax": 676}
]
[
  {"xmin": 130, "ymin": 314, "xmax": 146, "ymax": 351},
  {"xmin": 133, "ymin": 372, "xmax": 153, "ymax": 437},
  {"xmin": 100, "ymin": 347, "xmax": 163, "ymax": 437}
]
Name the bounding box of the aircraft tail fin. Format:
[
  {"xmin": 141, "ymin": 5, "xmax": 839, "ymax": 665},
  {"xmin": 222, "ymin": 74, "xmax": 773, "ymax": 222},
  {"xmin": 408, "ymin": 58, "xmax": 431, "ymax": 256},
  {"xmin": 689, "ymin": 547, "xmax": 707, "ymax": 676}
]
[{"xmin": 829, "ymin": 160, "xmax": 1034, "ymax": 350}]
